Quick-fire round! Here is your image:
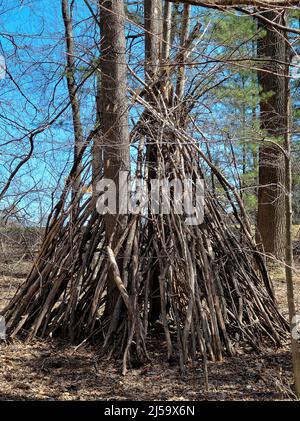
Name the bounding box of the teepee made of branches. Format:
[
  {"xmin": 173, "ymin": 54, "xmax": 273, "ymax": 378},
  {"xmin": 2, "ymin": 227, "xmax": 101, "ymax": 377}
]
[
  {"xmin": 1, "ymin": 8, "xmax": 288, "ymax": 376},
  {"xmin": 1, "ymin": 95, "xmax": 288, "ymax": 374}
]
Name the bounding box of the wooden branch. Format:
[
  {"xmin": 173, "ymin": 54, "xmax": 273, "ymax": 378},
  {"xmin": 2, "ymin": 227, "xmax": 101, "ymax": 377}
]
[
  {"xmin": 168, "ymin": 0, "xmax": 300, "ymax": 7},
  {"xmin": 167, "ymin": 0, "xmax": 300, "ymax": 37},
  {"xmin": 107, "ymin": 246, "xmax": 130, "ymax": 310}
]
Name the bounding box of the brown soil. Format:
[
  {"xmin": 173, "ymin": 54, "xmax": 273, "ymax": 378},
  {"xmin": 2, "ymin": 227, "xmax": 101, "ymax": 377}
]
[{"xmin": 0, "ymin": 227, "xmax": 299, "ymax": 401}]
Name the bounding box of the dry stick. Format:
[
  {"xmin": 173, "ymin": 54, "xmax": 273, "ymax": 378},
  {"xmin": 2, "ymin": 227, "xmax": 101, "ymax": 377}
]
[
  {"xmin": 4, "ymin": 180, "xmax": 92, "ymax": 332},
  {"xmin": 153, "ymin": 240, "xmax": 173, "ymax": 359},
  {"xmin": 62, "ymin": 212, "xmax": 101, "ymax": 339},
  {"xmin": 106, "ymin": 246, "xmax": 131, "ymax": 311},
  {"xmin": 107, "ymin": 245, "xmax": 137, "ymax": 375},
  {"xmin": 103, "ymin": 221, "xmax": 138, "ymax": 349}
]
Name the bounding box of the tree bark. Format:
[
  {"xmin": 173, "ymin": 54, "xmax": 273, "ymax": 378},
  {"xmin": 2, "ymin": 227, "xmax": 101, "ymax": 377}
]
[
  {"xmin": 144, "ymin": 0, "xmax": 163, "ymax": 323},
  {"xmin": 175, "ymin": 4, "xmax": 190, "ymax": 101},
  {"xmin": 92, "ymin": 62, "xmax": 103, "ymax": 190},
  {"xmin": 62, "ymin": 0, "xmax": 83, "ymax": 208},
  {"xmin": 161, "ymin": 1, "xmax": 172, "ymax": 62},
  {"xmin": 167, "ymin": 0, "xmax": 300, "ymax": 7},
  {"xmin": 256, "ymin": 10, "xmax": 286, "ymax": 260},
  {"xmin": 99, "ymin": 0, "xmax": 130, "ymax": 317},
  {"xmin": 144, "ymin": 0, "xmax": 162, "ymax": 82},
  {"xmin": 93, "ymin": 1, "xmax": 103, "ymax": 190}
]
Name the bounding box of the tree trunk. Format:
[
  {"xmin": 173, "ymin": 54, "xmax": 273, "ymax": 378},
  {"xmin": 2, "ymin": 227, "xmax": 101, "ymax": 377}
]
[
  {"xmin": 144, "ymin": 0, "xmax": 162, "ymax": 82},
  {"xmin": 62, "ymin": 0, "xmax": 83, "ymax": 210},
  {"xmin": 92, "ymin": 2, "xmax": 103, "ymax": 190},
  {"xmin": 99, "ymin": 0, "xmax": 130, "ymax": 317},
  {"xmin": 175, "ymin": 3, "xmax": 190, "ymax": 101},
  {"xmin": 144, "ymin": 0, "xmax": 163, "ymax": 323},
  {"xmin": 256, "ymin": 10, "xmax": 286, "ymax": 260},
  {"xmin": 161, "ymin": 1, "xmax": 172, "ymax": 62},
  {"xmin": 92, "ymin": 64, "xmax": 103, "ymax": 190}
]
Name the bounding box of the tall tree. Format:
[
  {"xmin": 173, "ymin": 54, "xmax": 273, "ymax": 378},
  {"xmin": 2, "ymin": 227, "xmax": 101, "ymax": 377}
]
[
  {"xmin": 62, "ymin": 0, "xmax": 84, "ymax": 209},
  {"xmin": 256, "ymin": 10, "xmax": 286, "ymax": 259},
  {"xmin": 93, "ymin": 2, "xmax": 103, "ymax": 190},
  {"xmin": 161, "ymin": 1, "xmax": 172, "ymax": 62},
  {"xmin": 144, "ymin": 0, "xmax": 163, "ymax": 323},
  {"xmin": 144, "ymin": 0, "xmax": 162, "ymax": 82},
  {"xmin": 175, "ymin": 3, "xmax": 190, "ymax": 101},
  {"xmin": 99, "ymin": 0, "xmax": 130, "ymax": 316}
]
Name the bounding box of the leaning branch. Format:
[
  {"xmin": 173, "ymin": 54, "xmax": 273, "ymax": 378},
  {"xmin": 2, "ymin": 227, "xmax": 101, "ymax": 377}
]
[{"xmin": 168, "ymin": 0, "xmax": 300, "ymax": 7}]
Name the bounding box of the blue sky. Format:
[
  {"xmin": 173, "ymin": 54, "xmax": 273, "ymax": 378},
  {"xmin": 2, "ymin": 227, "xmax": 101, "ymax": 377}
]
[
  {"xmin": 1, "ymin": 2, "xmax": 298, "ymax": 224},
  {"xmin": 0, "ymin": 0, "xmax": 97, "ymax": 223}
]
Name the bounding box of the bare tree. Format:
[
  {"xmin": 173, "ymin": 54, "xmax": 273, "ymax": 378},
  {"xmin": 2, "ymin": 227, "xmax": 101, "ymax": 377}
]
[
  {"xmin": 99, "ymin": 0, "xmax": 130, "ymax": 317},
  {"xmin": 161, "ymin": 1, "xmax": 172, "ymax": 62},
  {"xmin": 256, "ymin": 10, "xmax": 286, "ymax": 259},
  {"xmin": 62, "ymin": 0, "xmax": 84, "ymax": 211},
  {"xmin": 175, "ymin": 4, "xmax": 190, "ymax": 101},
  {"xmin": 144, "ymin": 0, "xmax": 163, "ymax": 323}
]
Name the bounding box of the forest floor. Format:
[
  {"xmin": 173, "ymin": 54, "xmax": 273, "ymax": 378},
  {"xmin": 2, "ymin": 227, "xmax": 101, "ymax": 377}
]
[{"xmin": 0, "ymin": 226, "xmax": 299, "ymax": 401}]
